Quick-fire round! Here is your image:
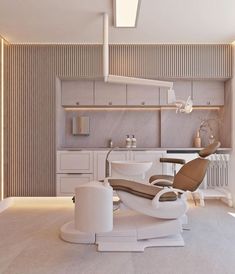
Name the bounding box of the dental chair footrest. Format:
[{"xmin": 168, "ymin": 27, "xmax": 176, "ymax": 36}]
[{"xmin": 97, "ymin": 234, "xmax": 184, "ymax": 252}]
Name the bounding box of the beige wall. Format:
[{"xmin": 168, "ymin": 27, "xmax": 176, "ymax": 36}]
[{"xmin": 4, "ymin": 44, "xmax": 233, "ymax": 197}]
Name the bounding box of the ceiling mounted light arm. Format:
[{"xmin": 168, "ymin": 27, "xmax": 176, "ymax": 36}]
[
  {"xmin": 107, "ymin": 74, "xmax": 173, "ymax": 88},
  {"xmin": 102, "ymin": 13, "xmax": 173, "ymax": 89}
]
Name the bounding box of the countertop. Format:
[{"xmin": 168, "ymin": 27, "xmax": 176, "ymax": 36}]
[{"xmin": 58, "ymin": 147, "xmax": 231, "ymax": 153}]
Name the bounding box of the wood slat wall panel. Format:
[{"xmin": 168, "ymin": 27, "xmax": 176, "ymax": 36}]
[
  {"xmin": 5, "ymin": 44, "xmax": 232, "ymax": 196},
  {"xmin": 109, "ymin": 44, "xmax": 232, "ymax": 79}
]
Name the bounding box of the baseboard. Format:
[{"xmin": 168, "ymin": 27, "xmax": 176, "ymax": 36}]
[{"xmin": 0, "ymin": 197, "xmax": 14, "ymax": 213}]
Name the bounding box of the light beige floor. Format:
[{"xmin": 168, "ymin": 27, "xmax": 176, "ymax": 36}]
[{"xmin": 0, "ymin": 199, "xmax": 235, "ymax": 274}]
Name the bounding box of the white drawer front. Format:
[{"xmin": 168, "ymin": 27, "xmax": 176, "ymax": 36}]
[
  {"xmin": 57, "ymin": 174, "xmax": 93, "ymax": 196},
  {"xmin": 57, "ymin": 151, "xmax": 93, "ymax": 173}
]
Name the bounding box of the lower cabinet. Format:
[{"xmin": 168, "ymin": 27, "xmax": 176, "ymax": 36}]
[
  {"xmin": 56, "ymin": 174, "xmax": 94, "ymax": 196},
  {"xmin": 56, "ymin": 150, "xmax": 165, "ymax": 196}
]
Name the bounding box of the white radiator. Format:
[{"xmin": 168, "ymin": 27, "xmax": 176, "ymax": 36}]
[
  {"xmin": 199, "ymin": 153, "xmax": 232, "ymax": 207},
  {"xmin": 206, "ymin": 154, "xmax": 229, "ymax": 188}
]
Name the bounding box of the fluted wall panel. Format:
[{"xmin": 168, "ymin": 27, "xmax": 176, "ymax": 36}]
[
  {"xmin": 5, "ymin": 44, "xmax": 232, "ymax": 196},
  {"xmin": 109, "ymin": 44, "xmax": 232, "ymax": 79}
]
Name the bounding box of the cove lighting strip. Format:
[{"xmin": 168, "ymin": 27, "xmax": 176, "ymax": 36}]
[
  {"xmin": 64, "ymin": 106, "xmax": 220, "ymax": 111},
  {"xmin": 1, "ymin": 38, "xmax": 4, "ymax": 200},
  {"xmin": 114, "ymin": 0, "xmax": 141, "ymax": 28}
]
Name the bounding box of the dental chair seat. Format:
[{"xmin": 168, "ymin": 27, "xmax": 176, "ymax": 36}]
[
  {"xmin": 108, "ymin": 178, "xmax": 177, "ymax": 201},
  {"xmin": 108, "ymin": 179, "xmax": 187, "ymax": 219},
  {"xmin": 116, "ymin": 190, "xmax": 187, "ymax": 219}
]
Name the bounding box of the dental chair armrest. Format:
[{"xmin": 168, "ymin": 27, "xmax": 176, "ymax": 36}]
[
  {"xmin": 152, "ymin": 187, "xmax": 185, "ymax": 208},
  {"xmin": 160, "ymin": 158, "xmax": 186, "ymax": 165},
  {"xmin": 150, "ymin": 179, "xmax": 173, "ymax": 187}
]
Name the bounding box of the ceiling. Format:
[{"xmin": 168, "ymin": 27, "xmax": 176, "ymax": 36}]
[{"xmin": 0, "ymin": 0, "xmax": 235, "ymax": 44}]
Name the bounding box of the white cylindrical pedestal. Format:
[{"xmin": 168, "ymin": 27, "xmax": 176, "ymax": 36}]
[{"xmin": 75, "ymin": 181, "xmax": 113, "ymax": 233}]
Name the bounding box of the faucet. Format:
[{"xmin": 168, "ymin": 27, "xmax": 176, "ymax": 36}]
[{"xmin": 105, "ymin": 147, "xmax": 119, "ymax": 178}]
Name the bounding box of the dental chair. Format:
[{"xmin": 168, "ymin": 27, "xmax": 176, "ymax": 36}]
[
  {"xmin": 60, "ymin": 142, "xmax": 220, "ymax": 252},
  {"xmin": 149, "ymin": 141, "xmax": 221, "ymax": 206}
]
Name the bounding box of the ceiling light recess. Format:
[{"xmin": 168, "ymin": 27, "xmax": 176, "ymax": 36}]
[
  {"xmin": 114, "ymin": 0, "xmax": 141, "ymax": 28},
  {"xmin": 103, "ymin": 13, "xmax": 173, "ymax": 89}
]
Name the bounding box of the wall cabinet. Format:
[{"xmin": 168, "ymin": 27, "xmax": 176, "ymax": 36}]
[
  {"xmin": 61, "ymin": 80, "xmax": 94, "ymax": 106},
  {"xmin": 160, "ymin": 80, "xmax": 224, "ymax": 106},
  {"xmin": 94, "ymin": 81, "xmax": 126, "ymax": 106},
  {"xmin": 127, "ymin": 85, "xmax": 160, "ymax": 106},
  {"xmin": 61, "ymin": 79, "xmax": 224, "ymax": 107},
  {"xmin": 192, "ymin": 81, "xmax": 224, "ymax": 106}
]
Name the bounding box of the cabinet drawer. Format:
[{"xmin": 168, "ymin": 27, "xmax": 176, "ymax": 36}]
[
  {"xmin": 57, "ymin": 151, "xmax": 93, "ymax": 173},
  {"xmin": 56, "ymin": 174, "xmax": 93, "ymax": 196}
]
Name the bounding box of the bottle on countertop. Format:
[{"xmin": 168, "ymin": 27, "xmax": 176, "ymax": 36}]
[
  {"xmin": 194, "ymin": 130, "xmax": 201, "ymax": 148},
  {"xmin": 131, "ymin": 135, "xmax": 137, "ymax": 148},
  {"xmin": 125, "ymin": 135, "xmax": 131, "ymax": 148}
]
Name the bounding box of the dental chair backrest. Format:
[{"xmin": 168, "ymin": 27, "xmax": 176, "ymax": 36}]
[{"xmin": 173, "ymin": 141, "xmax": 221, "ymax": 192}]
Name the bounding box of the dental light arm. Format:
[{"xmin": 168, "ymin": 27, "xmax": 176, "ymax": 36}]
[{"xmin": 168, "ymin": 89, "xmax": 193, "ymax": 113}]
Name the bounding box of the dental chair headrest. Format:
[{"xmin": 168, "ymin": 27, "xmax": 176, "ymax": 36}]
[{"xmin": 198, "ymin": 141, "xmax": 221, "ymax": 158}]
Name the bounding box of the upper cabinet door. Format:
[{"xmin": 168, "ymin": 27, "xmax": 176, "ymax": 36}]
[
  {"xmin": 127, "ymin": 85, "xmax": 160, "ymax": 106},
  {"xmin": 61, "ymin": 80, "xmax": 94, "ymax": 106},
  {"xmin": 94, "ymin": 81, "xmax": 126, "ymax": 106},
  {"xmin": 160, "ymin": 81, "xmax": 192, "ymax": 105},
  {"xmin": 192, "ymin": 81, "xmax": 224, "ymax": 106}
]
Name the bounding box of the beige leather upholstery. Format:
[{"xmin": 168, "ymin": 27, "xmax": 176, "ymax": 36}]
[
  {"xmin": 108, "ymin": 179, "xmax": 177, "ymax": 201},
  {"xmin": 173, "ymin": 158, "xmax": 209, "ymax": 192},
  {"xmin": 150, "ymin": 141, "xmax": 220, "ymax": 188},
  {"xmin": 198, "ymin": 141, "xmax": 221, "ymax": 158},
  {"xmin": 149, "ymin": 175, "xmax": 174, "ymax": 186},
  {"xmin": 160, "ymin": 158, "xmax": 185, "ymax": 165}
]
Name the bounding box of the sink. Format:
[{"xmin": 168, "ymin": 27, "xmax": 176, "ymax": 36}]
[{"xmin": 110, "ymin": 161, "xmax": 152, "ymax": 177}]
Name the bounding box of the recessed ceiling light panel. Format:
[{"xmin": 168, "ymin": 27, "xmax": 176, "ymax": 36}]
[{"xmin": 114, "ymin": 0, "xmax": 141, "ymax": 28}]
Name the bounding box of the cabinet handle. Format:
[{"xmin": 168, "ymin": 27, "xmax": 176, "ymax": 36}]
[
  {"xmin": 108, "ymin": 102, "xmax": 112, "ymax": 106},
  {"xmin": 141, "ymin": 101, "xmax": 145, "ymax": 105},
  {"xmin": 207, "ymin": 101, "xmax": 211, "ymax": 105},
  {"xmin": 76, "ymin": 101, "xmax": 80, "ymax": 105}
]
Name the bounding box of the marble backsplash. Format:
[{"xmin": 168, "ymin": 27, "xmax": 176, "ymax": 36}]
[
  {"xmin": 61, "ymin": 108, "xmax": 224, "ymax": 148},
  {"xmin": 62, "ymin": 109, "xmax": 161, "ymax": 148}
]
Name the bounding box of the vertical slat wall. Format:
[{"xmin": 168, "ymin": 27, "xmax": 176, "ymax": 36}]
[
  {"xmin": 6, "ymin": 45, "xmax": 102, "ymax": 196},
  {"xmin": 5, "ymin": 44, "xmax": 232, "ymax": 197},
  {"xmin": 109, "ymin": 44, "xmax": 232, "ymax": 79}
]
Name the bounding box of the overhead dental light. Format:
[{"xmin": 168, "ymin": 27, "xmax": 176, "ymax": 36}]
[
  {"xmin": 103, "ymin": 13, "xmax": 173, "ymax": 89},
  {"xmin": 168, "ymin": 89, "xmax": 193, "ymax": 114},
  {"xmin": 114, "ymin": 0, "xmax": 141, "ymax": 28}
]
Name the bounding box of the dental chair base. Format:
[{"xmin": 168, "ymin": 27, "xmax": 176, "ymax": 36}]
[
  {"xmin": 60, "ymin": 181, "xmax": 187, "ymax": 252},
  {"xmin": 60, "ymin": 209, "xmax": 184, "ymax": 252}
]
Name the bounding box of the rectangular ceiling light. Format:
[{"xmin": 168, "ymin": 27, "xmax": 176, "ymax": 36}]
[{"xmin": 114, "ymin": 0, "xmax": 140, "ymax": 27}]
